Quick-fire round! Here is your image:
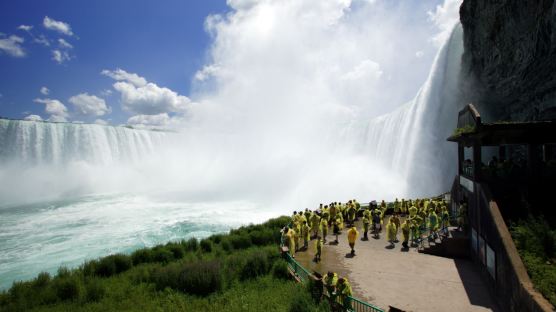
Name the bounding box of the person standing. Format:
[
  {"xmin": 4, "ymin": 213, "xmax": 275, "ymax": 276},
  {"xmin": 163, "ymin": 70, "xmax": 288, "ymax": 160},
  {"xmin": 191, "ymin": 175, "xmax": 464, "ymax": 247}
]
[
  {"xmin": 311, "ymin": 212, "xmax": 320, "ymax": 238},
  {"xmin": 391, "ymin": 213, "xmax": 401, "ymax": 242},
  {"xmin": 386, "ymin": 218, "xmax": 397, "ymax": 247},
  {"xmin": 302, "ymin": 221, "xmax": 311, "ymax": 250},
  {"xmin": 401, "ymin": 219, "xmax": 410, "ymax": 248},
  {"xmin": 323, "ymin": 271, "xmax": 338, "ymax": 297},
  {"xmin": 314, "ymin": 236, "xmax": 323, "ymax": 262},
  {"xmin": 362, "ymin": 208, "xmax": 371, "ymax": 240},
  {"xmin": 336, "ymin": 277, "xmax": 353, "ymax": 310},
  {"xmin": 320, "ymin": 217, "xmax": 329, "ymax": 243},
  {"xmin": 347, "ymin": 226, "xmax": 359, "ymax": 255}
]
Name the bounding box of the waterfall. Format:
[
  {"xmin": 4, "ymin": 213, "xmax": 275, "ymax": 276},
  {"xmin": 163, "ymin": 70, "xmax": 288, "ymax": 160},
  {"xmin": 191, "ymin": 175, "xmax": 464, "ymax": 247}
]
[
  {"xmin": 0, "ymin": 120, "xmax": 167, "ymax": 165},
  {"xmin": 0, "ymin": 25, "xmax": 465, "ymax": 205},
  {"xmin": 364, "ymin": 24, "xmax": 464, "ymax": 197}
]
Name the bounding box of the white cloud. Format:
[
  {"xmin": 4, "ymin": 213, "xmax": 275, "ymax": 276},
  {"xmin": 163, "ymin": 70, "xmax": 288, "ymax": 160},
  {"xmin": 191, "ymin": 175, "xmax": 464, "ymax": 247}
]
[
  {"xmin": 103, "ymin": 69, "xmax": 192, "ymax": 115},
  {"xmin": 51, "ymin": 49, "xmax": 70, "ymax": 64},
  {"xmin": 341, "ymin": 59, "xmax": 383, "ymax": 81},
  {"xmin": 24, "ymin": 114, "xmax": 43, "ymax": 121},
  {"xmin": 40, "ymin": 86, "xmax": 50, "ymax": 95},
  {"xmin": 18, "ymin": 25, "xmax": 33, "ymax": 32},
  {"xmin": 43, "ymin": 16, "xmax": 74, "ymax": 36},
  {"xmin": 68, "ymin": 93, "xmax": 111, "ymax": 117},
  {"xmin": 101, "ymin": 69, "xmax": 147, "ymax": 87},
  {"xmin": 415, "ymin": 51, "xmax": 424, "ymax": 58},
  {"xmin": 226, "ymin": 0, "xmax": 259, "ymax": 11},
  {"xmin": 34, "ymin": 98, "xmax": 69, "ymax": 122},
  {"xmin": 58, "ymin": 38, "xmax": 73, "ymax": 49},
  {"xmin": 100, "ymin": 89, "xmax": 113, "ymax": 96},
  {"xmin": 194, "ymin": 64, "xmax": 222, "ymax": 81},
  {"xmin": 0, "ymin": 35, "xmax": 25, "ymax": 57},
  {"xmin": 127, "ymin": 113, "xmax": 170, "ymax": 127},
  {"xmin": 34, "ymin": 35, "xmax": 50, "ymax": 47},
  {"xmin": 94, "ymin": 119, "xmax": 109, "ymax": 125},
  {"xmin": 428, "ymin": 0, "xmax": 462, "ymax": 47}
]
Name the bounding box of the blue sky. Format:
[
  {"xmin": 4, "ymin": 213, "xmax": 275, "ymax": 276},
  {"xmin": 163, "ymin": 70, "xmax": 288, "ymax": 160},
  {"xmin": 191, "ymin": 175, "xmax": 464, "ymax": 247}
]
[
  {"xmin": 0, "ymin": 0, "xmax": 460, "ymax": 127},
  {"xmin": 0, "ymin": 0, "xmax": 228, "ymax": 124}
]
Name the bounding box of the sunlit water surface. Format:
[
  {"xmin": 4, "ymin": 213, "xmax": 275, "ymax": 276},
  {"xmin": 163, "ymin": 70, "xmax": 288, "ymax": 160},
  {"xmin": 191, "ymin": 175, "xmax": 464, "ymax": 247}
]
[{"xmin": 0, "ymin": 194, "xmax": 275, "ymax": 290}]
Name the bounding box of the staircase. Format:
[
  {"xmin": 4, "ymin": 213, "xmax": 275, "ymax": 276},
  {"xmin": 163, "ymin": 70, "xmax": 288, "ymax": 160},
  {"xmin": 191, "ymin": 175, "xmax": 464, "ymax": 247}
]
[{"xmin": 418, "ymin": 227, "xmax": 470, "ymax": 259}]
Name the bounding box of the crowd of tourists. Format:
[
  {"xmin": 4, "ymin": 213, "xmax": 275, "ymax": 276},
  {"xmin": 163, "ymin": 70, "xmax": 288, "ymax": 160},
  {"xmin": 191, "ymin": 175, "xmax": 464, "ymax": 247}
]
[
  {"xmin": 281, "ymin": 198, "xmax": 457, "ymax": 259},
  {"xmin": 279, "ymin": 197, "xmax": 468, "ymax": 308}
]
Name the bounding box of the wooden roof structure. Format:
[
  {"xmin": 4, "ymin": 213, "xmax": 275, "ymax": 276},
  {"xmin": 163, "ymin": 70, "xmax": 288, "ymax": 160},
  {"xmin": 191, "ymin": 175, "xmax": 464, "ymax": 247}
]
[{"xmin": 447, "ymin": 104, "xmax": 556, "ymax": 146}]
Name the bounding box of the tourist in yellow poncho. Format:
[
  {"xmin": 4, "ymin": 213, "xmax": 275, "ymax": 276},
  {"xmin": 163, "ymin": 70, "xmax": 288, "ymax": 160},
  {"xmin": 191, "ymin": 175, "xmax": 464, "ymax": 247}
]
[
  {"xmin": 337, "ymin": 277, "xmax": 353, "ymax": 309},
  {"xmin": 314, "ymin": 236, "xmax": 323, "ymax": 262},
  {"xmin": 401, "ymin": 219, "xmax": 410, "ymax": 248},
  {"xmin": 428, "ymin": 210, "xmax": 439, "ymax": 239},
  {"xmin": 310, "ymin": 213, "xmax": 320, "ymax": 237},
  {"xmin": 362, "ymin": 208, "xmax": 371, "ymax": 240},
  {"xmin": 294, "ymin": 222, "xmax": 301, "ymax": 252},
  {"xmin": 302, "ymin": 221, "xmax": 310, "ymax": 249},
  {"xmin": 286, "ymin": 227, "xmax": 296, "ymax": 257},
  {"xmin": 323, "ymin": 271, "xmax": 338, "ymax": 296},
  {"xmin": 409, "ymin": 205, "xmax": 418, "ymax": 218},
  {"xmin": 320, "ymin": 217, "xmax": 329, "ymax": 243},
  {"xmin": 386, "ymin": 218, "xmax": 397, "ymax": 247},
  {"xmin": 347, "ymin": 226, "xmax": 359, "ymax": 255}
]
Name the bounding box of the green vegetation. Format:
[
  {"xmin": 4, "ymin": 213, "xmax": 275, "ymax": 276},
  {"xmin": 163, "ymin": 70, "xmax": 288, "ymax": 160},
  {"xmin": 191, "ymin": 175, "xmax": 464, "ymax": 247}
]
[
  {"xmin": 451, "ymin": 124, "xmax": 475, "ymax": 137},
  {"xmin": 0, "ymin": 216, "xmax": 330, "ymax": 312},
  {"xmin": 510, "ymin": 216, "xmax": 556, "ymax": 306}
]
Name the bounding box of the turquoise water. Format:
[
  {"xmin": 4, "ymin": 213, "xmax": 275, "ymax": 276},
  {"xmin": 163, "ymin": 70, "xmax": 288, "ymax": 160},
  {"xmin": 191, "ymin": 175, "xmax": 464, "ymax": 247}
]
[{"xmin": 0, "ymin": 194, "xmax": 275, "ymax": 290}]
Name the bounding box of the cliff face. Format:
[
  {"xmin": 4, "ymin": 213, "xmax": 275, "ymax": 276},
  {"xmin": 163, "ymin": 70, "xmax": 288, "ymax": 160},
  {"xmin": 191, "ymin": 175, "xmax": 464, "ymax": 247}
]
[{"xmin": 460, "ymin": 0, "xmax": 556, "ymax": 121}]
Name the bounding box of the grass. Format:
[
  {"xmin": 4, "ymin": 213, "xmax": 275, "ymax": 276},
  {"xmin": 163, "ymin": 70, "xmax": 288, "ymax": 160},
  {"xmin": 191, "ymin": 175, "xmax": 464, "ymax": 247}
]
[
  {"xmin": 510, "ymin": 216, "xmax": 556, "ymax": 306},
  {"xmin": 0, "ymin": 216, "xmax": 330, "ymax": 312},
  {"xmin": 451, "ymin": 124, "xmax": 475, "ymax": 137}
]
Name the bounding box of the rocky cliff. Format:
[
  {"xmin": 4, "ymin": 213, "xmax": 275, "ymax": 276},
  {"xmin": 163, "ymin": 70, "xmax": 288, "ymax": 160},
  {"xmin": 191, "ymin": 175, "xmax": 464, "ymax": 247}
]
[{"xmin": 460, "ymin": 0, "xmax": 556, "ymax": 121}]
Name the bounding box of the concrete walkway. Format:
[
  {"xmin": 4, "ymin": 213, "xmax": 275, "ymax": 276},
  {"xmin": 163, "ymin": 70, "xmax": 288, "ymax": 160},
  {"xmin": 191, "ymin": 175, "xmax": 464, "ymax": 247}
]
[{"xmin": 294, "ymin": 220, "xmax": 499, "ymax": 312}]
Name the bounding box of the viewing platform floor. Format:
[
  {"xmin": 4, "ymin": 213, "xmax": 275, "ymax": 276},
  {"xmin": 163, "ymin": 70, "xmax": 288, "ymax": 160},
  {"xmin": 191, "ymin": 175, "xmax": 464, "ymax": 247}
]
[{"xmin": 294, "ymin": 220, "xmax": 499, "ymax": 312}]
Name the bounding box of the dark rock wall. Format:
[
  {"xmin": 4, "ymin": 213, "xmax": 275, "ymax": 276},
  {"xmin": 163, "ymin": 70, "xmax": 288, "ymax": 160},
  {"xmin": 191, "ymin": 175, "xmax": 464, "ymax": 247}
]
[{"xmin": 460, "ymin": 0, "xmax": 556, "ymax": 121}]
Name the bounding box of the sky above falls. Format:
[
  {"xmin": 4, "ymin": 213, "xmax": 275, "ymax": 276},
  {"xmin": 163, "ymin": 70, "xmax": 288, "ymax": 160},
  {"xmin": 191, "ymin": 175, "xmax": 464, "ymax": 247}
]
[{"xmin": 0, "ymin": 0, "xmax": 461, "ymax": 128}]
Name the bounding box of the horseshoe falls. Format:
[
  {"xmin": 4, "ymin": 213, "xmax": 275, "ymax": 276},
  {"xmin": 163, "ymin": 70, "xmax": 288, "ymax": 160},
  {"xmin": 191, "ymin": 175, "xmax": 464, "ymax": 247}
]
[
  {"xmin": 363, "ymin": 24, "xmax": 464, "ymax": 197},
  {"xmin": 0, "ymin": 25, "xmax": 464, "ymax": 289}
]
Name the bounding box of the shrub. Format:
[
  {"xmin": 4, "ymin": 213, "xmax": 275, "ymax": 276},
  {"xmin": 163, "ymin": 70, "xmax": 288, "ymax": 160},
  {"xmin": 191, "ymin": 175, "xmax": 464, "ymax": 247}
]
[
  {"xmin": 112, "ymin": 254, "xmax": 133, "ymax": 273},
  {"xmin": 240, "ymin": 251, "xmax": 269, "ymax": 280},
  {"xmin": 288, "ymin": 287, "xmax": 314, "ymax": 312},
  {"xmin": 209, "ymin": 234, "xmax": 223, "ymax": 244},
  {"xmin": 220, "ymin": 238, "xmax": 233, "ymax": 252},
  {"xmin": 34, "ymin": 272, "xmax": 51, "ymax": 288},
  {"xmin": 82, "ymin": 260, "xmax": 98, "ymax": 276},
  {"xmin": 54, "ymin": 277, "xmax": 81, "ymax": 301},
  {"xmin": 131, "ymin": 248, "xmax": 152, "ymax": 265},
  {"xmin": 84, "ymin": 278, "xmax": 105, "ymax": 302},
  {"xmin": 151, "ymin": 263, "xmax": 182, "ymax": 291},
  {"xmin": 182, "ymin": 238, "xmax": 198, "ymax": 252},
  {"xmin": 178, "ymin": 261, "xmax": 222, "ymax": 296},
  {"xmin": 249, "ymin": 229, "xmax": 275, "ymax": 246},
  {"xmin": 229, "ymin": 234, "xmax": 252, "ymax": 250},
  {"xmin": 57, "ymin": 267, "xmax": 71, "ymax": 278},
  {"xmin": 272, "ymin": 259, "xmax": 290, "ymax": 280},
  {"xmin": 511, "ymin": 215, "xmax": 556, "ymax": 306},
  {"xmin": 200, "ymin": 239, "xmax": 213, "ymax": 253},
  {"xmin": 130, "ymin": 265, "xmax": 151, "ymax": 284},
  {"xmin": 166, "ymin": 243, "xmax": 185, "ymax": 259},
  {"xmin": 151, "ymin": 247, "xmax": 174, "ymax": 264},
  {"xmin": 263, "ymin": 216, "xmax": 291, "ymax": 230}
]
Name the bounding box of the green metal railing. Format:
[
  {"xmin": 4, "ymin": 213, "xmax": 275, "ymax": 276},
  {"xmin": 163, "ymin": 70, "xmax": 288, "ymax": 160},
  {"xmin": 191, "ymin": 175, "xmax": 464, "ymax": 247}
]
[
  {"xmin": 285, "ymin": 252, "xmax": 312, "ymax": 282},
  {"xmin": 282, "ymin": 252, "xmax": 384, "ymax": 312},
  {"xmin": 349, "ymin": 296, "xmax": 384, "ymax": 312}
]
